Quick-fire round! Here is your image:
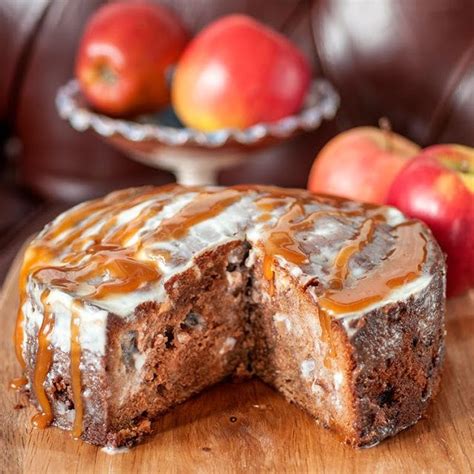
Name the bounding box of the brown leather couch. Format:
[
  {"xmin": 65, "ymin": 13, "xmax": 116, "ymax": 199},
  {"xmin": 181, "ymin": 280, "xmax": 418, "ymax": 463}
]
[{"xmin": 0, "ymin": 0, "xmax": 473, "ymax": 277}]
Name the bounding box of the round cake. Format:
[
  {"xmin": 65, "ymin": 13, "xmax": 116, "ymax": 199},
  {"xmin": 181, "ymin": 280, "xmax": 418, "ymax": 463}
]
[{"xmin": 12, "ymin": 184, "xmax": 446, "ymax": 448}]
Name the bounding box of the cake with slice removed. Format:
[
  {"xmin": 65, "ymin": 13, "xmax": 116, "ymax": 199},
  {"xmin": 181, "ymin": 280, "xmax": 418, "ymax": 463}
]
[{"xmin": 12, "ymin": 184, "xmax": 446, "ymax": 448}]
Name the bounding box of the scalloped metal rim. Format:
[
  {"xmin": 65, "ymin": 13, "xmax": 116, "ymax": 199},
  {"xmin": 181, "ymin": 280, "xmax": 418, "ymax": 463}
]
[{"xmin": 56, "ymin": 78, "xmax": 340, "ymax": 148}]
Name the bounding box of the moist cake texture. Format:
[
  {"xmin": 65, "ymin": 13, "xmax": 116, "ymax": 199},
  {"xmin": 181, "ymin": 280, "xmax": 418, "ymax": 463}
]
[{"xmin": 12, "ymin": 184, "xmax": 446, "ymax": 448}]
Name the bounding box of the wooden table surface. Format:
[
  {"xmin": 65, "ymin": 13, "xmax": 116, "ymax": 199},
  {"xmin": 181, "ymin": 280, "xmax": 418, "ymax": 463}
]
[{"xmin": 1, "ymin": 241, "xmax": 473, "ymax": 474}]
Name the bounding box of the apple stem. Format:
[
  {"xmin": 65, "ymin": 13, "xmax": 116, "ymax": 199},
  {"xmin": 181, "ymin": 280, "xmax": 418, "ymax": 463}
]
[
  {"xmin": 378, "ymin": 117, "xmax": 393, "ymax": 152},
  {"xmin": 100, "ymin": 64, "xmax": 117, "ymax": 85}
]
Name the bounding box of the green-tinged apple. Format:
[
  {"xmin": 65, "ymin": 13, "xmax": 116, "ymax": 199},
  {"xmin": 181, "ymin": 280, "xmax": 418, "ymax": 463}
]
[
  {"xmin": 387, "ymin": 145, "xmax": 474, "ymax": 296},
  {"xmin": 76, "ymin": 2, "xmax": 188, "ymax": 117},
  {"xmin": 172, "ymin": 14, "xmax": 311, "ymax": 131},
  {"xmin": 307, "ymin": 127, "xmax": 420, "ymax": 204}
]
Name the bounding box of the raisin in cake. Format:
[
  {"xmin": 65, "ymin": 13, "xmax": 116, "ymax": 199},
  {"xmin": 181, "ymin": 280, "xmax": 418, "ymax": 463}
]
[{"xmin": 12, "ymin": 184, "xmax": 446, "ymax": 448}]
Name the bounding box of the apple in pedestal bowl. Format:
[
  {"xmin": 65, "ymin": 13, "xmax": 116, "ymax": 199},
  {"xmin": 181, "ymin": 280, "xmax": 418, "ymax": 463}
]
[
  {"xmin": 60, "ymin": 9, "xmax": 339, "ymax": 188},
  {"xmin": 387, "ymin": 145, "xmax": 474, "ymax": 297},
  {"xmin": 307, "ymin": 127, "xmax": 420, "ymax": 205},
  {"xmin": 172, "ymin": 14, "xmax": 311, "ymax": 132},
  {"xmin": 76, "ymin": 2, "xmax": 188, "ymax": 117}
]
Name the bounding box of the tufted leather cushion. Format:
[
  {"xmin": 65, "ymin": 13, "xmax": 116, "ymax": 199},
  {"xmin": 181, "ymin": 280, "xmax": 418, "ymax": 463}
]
[
  {"xmin": 1, "ymin": 0, "xmax": 472, "ymax": 201},
  {"xmin": 311, "ymin": 0, "xmax": 474, "ymax": 144}
]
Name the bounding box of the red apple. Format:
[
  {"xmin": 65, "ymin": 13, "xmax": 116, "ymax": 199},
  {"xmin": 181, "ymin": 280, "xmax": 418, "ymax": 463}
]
[
  {"xmin": 76, "ymin": 2, "xmax": 188, "ymax": 117},
  {"xmin": 308, "ymin": 127, "xmax": 420, "ymax": 204},
  {"xmin": 172, "ymin": 14, "xmax": 311, "ymax": 131},
  {"xmin": 387, "ymin": 145, "xmax": 474, "ymax": 296}
]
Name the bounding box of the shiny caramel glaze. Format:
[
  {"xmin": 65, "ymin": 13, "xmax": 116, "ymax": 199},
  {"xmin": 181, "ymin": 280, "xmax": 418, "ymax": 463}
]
[
  {"xmin": 70, "ymin": 301, "xmax": 84, "ymax": 439},
  {"xmin": 147, "ymin": 189, "xmax": 242, "ymax": 242},
  {"xmin": 31, "ymin": 290, "xmax": 54, "ymax": 429},
  {"xmin": 319, "ymin": 222, "xmax": 428, "ymax": 314},
  {"xmin": 13, "ymin": 184, "xmax": 433, "ymax": 434},
  {"xmin": 14, "ymin": 245, "xmax": 54, "ymax": 375},
  {"xmin": 328, "ymin": 217, "xmax": 380, "ymax": 290}
]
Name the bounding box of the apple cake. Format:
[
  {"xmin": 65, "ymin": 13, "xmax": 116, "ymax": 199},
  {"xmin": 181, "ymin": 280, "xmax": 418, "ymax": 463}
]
[{"xmin": 12, "ymin": 184, "xmax": 446, "ymax": 448}]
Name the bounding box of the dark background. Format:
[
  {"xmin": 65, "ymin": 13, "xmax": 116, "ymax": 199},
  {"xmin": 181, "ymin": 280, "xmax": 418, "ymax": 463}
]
[{"xmin": 0, "ymin": 0, "xmax": 473, "ymax": 281}]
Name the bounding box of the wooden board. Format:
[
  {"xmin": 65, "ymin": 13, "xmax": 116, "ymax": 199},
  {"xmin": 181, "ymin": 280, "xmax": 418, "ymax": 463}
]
[{"xmin": 1, "ymin": 243, "xmax": 473, "ymax": 474}]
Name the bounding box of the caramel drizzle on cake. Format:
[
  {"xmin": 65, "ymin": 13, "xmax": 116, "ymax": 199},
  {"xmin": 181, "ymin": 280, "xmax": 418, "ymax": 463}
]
[
  {"xmin": 256, "ymin": 193, "xmax": 426, "ymax": 366},
  {"xmin": 70, "ymin": 301, "xmax": 83, "ymax": 439},
  {"xmin": 31, "ymin": 290, "xmax": 54, "ymax": 429},
  {"xmin": 259, "ymin": 194, "xmax": 370, "ymax": 294},
  {"xmin": 11, "ymin": 185, "xmax": 429, "ymax": 437},
  {"xmin": 256, "ymin": 191, "xmax": 427, "ymax": 315},
  {"xmin": 328, "ymin": 218, "xmax": 379, "ymax": 290},
  {"xmin": 12, "ymin": 186, "xmax": 244, "ymax": 435},
  {"xmin": 144, "ymin": 189, "xmax": 242, "ymax": 242},
  {"xmin": 11, "ymin": 186, "xmax": 179, "ymax": 433},
  {"xmin": 261, "ymin": 200, "xmax": 309, "ymax": 296},
  {"xmin": 13, "ymin": 245, "xmax": 54, "ymax": 385},
  {"xmin": 319, "ymin": 222, "xmax": 427, "ymax": 314}
]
